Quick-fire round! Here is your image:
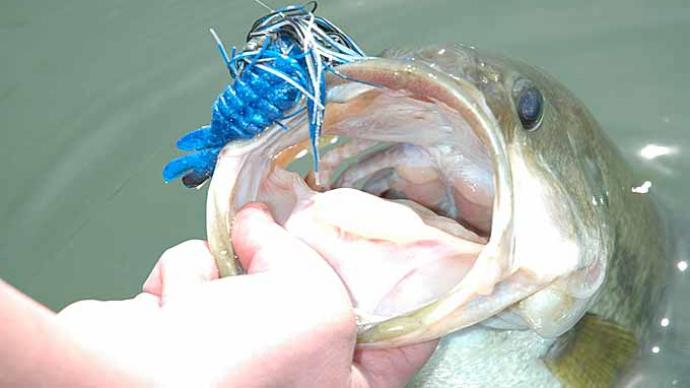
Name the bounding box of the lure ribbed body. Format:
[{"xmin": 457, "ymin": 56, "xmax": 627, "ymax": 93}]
[
  {"xmin": 163, "ymin": 43, "xmax": 304, "ymax": 187},
  {"xmin": 163, "ymin": 3, "xmax": 366, "ymax": 188},
  {"xmin": 164, "ymin": 49, "xmax": 304, "ymax": 187}
]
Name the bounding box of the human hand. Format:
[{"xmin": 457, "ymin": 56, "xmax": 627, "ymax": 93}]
[{"xmin": 58, "ymin": 203, "xmax": 438, "ymax": 387}]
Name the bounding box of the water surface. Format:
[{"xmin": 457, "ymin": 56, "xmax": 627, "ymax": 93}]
[{"xmin": 1, "ymin": 0, "xmax": 688, "ymax": 385}]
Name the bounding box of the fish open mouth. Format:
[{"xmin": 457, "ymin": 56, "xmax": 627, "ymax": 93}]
[{"xmin": 207, "ymin": 57, "xmax": 525, "ymax": 346}]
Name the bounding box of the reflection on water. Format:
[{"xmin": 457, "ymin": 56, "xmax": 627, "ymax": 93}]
[
  {"xmin": 1, "ymin": 0, "xmax": 689, "ymax": 386},
  {"xmin": 619, "ymin": 236, "xmax": 690, "ymax": 386},
  {"xmin": 638, "ymin": 144, "xmax": 677, "ymax": 160}
]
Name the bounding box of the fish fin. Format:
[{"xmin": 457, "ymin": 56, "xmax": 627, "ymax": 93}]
[{"xmin": 544, "ymin": 314, "xmax": 638, "ymax": 388}]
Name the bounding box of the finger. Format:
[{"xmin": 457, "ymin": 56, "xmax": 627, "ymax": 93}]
[
  {"xmin": 353, "ymin": 340, "xmax": 439, "ymax": 388},
  {"xmin": 142, "ymin": 263, "xmax": 163, "ymax": 296},
  {"xmin": 231, "ymin": 202, "xmax": 333, "ymax": 276},
  {"xmin": 142, "ymin": 240, "xmax": 219, "ymax": 303}
]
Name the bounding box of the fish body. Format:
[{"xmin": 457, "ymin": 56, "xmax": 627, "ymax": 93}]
[
  {"xmin": 340, "ymin": 46, "xmax": 669, "ymax": 386},
  {"xmin": 373, "ymin": 44, "xmax": 669, "ymax": 338},
  {"xmin": 201, "ymin": 44, "xmax": 669, "ymax": 386}
]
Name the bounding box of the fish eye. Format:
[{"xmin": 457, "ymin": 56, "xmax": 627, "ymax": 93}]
[{"xmin": 513, "ymin": 80, "xmax": 544, "ymax": 131}]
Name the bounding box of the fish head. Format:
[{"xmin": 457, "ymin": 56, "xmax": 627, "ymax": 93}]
[{"xmin": 206, "ymin": 44, "xmax": 614, "ymax": 346}]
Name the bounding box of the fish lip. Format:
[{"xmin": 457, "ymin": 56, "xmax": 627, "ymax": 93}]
[{"xmin": 327, "ymin": 58, "xmax": 517, "ymax": 345}]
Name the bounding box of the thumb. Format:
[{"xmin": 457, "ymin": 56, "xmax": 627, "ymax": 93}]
[
  {"xmin": 231, "ymin": 202, "xmax": 335, "ymax": 277},
  {"xmin": 353, "ymin": 341, "xmax": 439, "ymax": 387}
]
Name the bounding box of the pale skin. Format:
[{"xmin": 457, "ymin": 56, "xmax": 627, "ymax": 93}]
[{"xmin": 0, "ymin": 203, "xmax": 437, "ymax": 387}]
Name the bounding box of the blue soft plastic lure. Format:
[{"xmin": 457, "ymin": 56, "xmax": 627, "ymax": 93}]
[{"xmin": 163, "ymin": 2, "xmax": 366, "ymax": 187}]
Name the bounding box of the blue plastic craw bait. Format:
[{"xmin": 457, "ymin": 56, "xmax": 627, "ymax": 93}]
[{"xmin": 163, "ymin": 2, "xmax": 367, "ymax": 188}]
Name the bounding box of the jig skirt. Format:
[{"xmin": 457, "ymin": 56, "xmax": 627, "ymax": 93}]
[{"xmin": 163, "ymin": 2, "xmax": 367, "ymax": 187}]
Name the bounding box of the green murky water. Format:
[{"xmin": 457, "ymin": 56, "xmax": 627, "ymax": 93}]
[{"xmin": 1, "ymin": 0, "xmax": 688, "ymax": 385}]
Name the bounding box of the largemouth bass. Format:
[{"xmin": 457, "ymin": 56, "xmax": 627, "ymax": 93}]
[{"xmin": 204, "ymin": 44, "xmax": 668, "ymax": 386}]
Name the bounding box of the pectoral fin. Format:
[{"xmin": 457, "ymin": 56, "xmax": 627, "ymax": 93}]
[{"xmin": 544, "ymin": 314, "xmax": 638, "ymax": 388}]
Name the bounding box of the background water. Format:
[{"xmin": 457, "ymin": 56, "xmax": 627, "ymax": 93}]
[{"xmin": 1, "ymin": 0, "xmax": 688, "ymax": 385}]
